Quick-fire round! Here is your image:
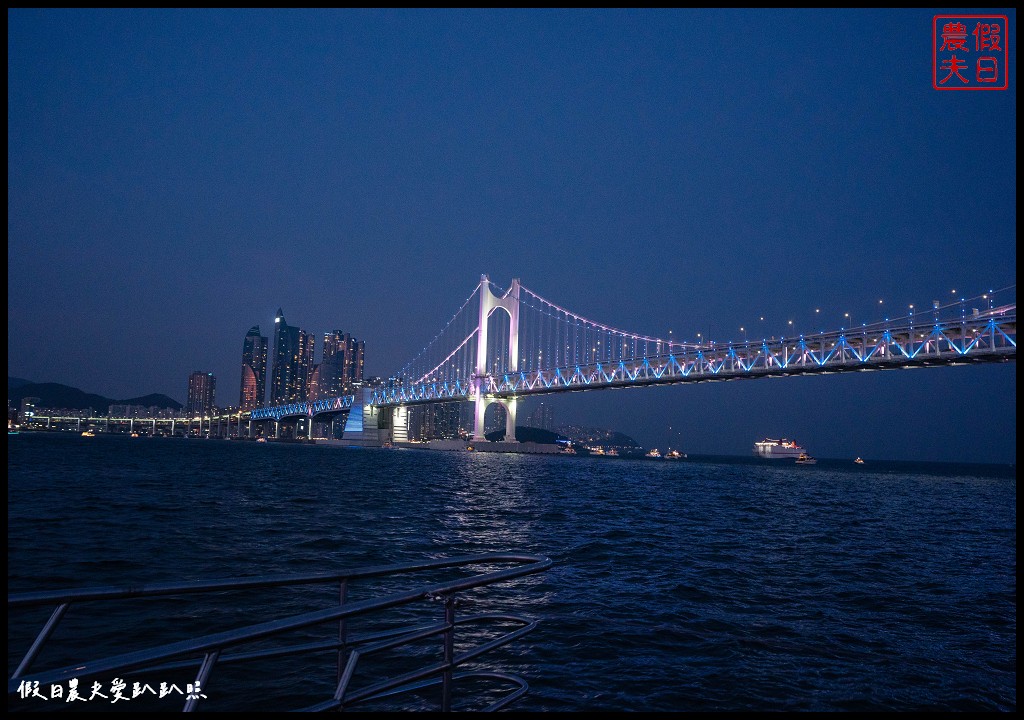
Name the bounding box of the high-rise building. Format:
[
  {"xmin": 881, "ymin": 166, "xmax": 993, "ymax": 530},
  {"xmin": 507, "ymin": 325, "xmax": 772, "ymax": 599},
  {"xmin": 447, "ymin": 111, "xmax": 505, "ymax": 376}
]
[
  {"xmin": 407, "ymin": 403, "xmax": 463, "ymax": 442},
  {"xmin": 321, "ymin": 331, "xmax": 366, "ymax": 396},
  {"xmin": 427, "ymin": 402, "xmax": 463, "ymax": 440},
  {"xmin": 320, "ymin": 331, "xmax": 344, "ymax": 397},
  {"xmin": 187, "ymin": 372, "xmax": 216, "ymax": 416},
  {"xmin": 485, "ymin": 403, "xmax": 507, "ymax": 435},
  {"xmin": 239, "ymin": 325, "xmax": 268, "ymax": 410},
  {"xmin": 297, "ymin": 328, "xmax": 314, "ymax": 400},
  {"xmin": 308, "ymin": 364, "xmax": 322, "ymax": 402},
  {"xmin": 527, "ymin": 402, "xmax": 555, "ymax": 431},
  {"xmin": 348, "ymin": 337, "xmax": 365, "ymax": 388},
  {"xmin": 18, "ymin": 397, "xmax": 40, "ymax": 425},
  {"xmin": 270, "ymin": 309, "xmax": 315, "ymax": 404}
]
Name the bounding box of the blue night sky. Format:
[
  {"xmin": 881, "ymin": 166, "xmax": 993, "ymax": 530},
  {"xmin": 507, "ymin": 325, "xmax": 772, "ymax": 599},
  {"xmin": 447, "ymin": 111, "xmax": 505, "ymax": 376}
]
[{"xmin": 8, "ymin": 9, "xmax": 1016, "ymax": 463}]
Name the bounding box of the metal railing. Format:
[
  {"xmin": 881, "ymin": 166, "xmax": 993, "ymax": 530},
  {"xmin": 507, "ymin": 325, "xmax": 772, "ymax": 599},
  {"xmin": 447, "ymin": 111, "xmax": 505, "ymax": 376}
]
[{"xmin": 8, "ymin": 553, "xmax": 553, "ymax": 712}]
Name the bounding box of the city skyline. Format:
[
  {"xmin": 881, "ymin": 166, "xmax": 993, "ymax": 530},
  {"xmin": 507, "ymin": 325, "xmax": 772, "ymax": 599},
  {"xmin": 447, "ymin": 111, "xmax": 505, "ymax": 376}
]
[{"xmin": 7, "ymin": 9, "xmax": 1016, "ymax": 462}]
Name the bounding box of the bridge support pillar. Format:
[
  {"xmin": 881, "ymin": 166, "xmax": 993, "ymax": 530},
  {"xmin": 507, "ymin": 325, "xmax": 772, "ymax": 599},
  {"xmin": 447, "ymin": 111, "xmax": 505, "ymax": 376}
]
[
  {"xmin": 473, "ymin": 398, "xmax": 489, "ymax": 442},
  {"xmin": 471, "ymin": 396, "xmax": 518, "ymax": 442},
  {"xmin": 503, "ymin": 397, "xmax": 517, "ymax": 443},
  {"xmin": 340, "ymin": 388, "xmax": 391, "ymax": 446},
  {"xmin": 472, "ymin": 274, "xmax": 520, "ymax": 442},
  {"xmin": 392, "ymin": 406, "xmax": 409, "ymax": 443}
]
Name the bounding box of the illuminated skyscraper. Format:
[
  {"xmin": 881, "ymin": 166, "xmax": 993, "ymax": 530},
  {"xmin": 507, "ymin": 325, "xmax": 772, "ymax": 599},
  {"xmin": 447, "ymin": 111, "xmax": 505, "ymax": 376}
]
[
  {"xmin": 322, "ymin": 331, "xmax": 366, "ymax": 396},
  {"xmin": 239, "ymin": 325, "xmax": 268, "ymax": 410},
  {"xmin": 423, "ymin": 402, "xmax": 463, "ymax": 440},
  {"xmin": 348, "ymin": 336, "xmax": 365, "ymax": 388},
  {"xmin": 527, "ymin": 402, "xmax": 554, "ymax": 431},
  {"xmin": 187, "ymin": 371, "xmax": 216, "ymax": 416},
  {"xmin": 308, "ymin": 364, "xmax": 322, "ymax": 402},
  {"xmin": 270, "ymin": 309, "xmax": 315, "ymax": 403},
  {"xmin": 485, "ymin": 403, "xmax": 507, "ymax": 435}
]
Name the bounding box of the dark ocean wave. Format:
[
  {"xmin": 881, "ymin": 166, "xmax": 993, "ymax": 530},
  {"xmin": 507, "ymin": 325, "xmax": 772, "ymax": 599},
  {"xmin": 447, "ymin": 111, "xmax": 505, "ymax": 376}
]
[{"xmin": 7, "ymin": 434, "xmax": 1016, "ymax": 712}]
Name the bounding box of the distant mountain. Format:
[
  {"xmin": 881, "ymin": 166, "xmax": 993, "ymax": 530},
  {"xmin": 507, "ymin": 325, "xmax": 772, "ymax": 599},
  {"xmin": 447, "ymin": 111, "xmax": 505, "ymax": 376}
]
[
  {"xmin": 8, "ymin": 377, "xmax": 34, "ymax": 392},
  {"xmin": 8, "ymin": 383, "xmax": 113, "ymax": 413},
  {"xmin": 484, "ymin": 426, "xmax": 567, "ymax": 444},
  {"xmin": 8, "ymin": 380, "xmax": 182, "ymax": 413},
  {"xmin": 120, "ymin": 393, "xmax": 183, "ymax": 410},
  {"xmin": 556, "ymin": 425, "xmax": 641, "ymax": 448}
]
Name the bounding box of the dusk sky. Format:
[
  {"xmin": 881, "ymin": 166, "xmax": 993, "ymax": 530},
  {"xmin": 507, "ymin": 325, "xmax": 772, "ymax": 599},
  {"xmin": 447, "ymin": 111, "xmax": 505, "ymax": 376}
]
[{"xmin": 8, "ymin": 9, "xmax": 1016, "ymax": 463}]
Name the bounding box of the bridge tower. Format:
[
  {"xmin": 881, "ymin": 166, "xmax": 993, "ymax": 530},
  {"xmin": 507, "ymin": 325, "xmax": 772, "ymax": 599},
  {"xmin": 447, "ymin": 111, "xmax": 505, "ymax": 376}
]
[{"xmin": 473, "ymin": 275, "xmax": 520, "ymax": 442}]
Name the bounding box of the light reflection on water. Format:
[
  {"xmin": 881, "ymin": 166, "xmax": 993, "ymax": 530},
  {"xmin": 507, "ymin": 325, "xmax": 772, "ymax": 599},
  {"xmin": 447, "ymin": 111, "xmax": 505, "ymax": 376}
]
[{"xmin": 7, "ymin": 435, "xmax": 1017, "ymax": 712}]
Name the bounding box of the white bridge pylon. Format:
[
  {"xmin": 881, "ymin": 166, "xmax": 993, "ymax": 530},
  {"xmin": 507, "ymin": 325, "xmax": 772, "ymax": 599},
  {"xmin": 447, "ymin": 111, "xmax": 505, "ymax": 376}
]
[{"xmin": 473, "ymin": 274, "xmax": 520, "ymax": 442}]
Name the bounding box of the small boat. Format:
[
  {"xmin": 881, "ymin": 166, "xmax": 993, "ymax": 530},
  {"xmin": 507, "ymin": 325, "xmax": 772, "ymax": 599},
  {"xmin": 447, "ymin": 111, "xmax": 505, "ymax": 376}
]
[
  {"xmin": 665, "ymin": 449, "xmax": 683, "ymax": 460},
  {"xmin": 605, "ymin": 448, "xmax": 619, "ymax": 457},
  {"xmin": 854, "ymin": 457, "xmax": 865, "ymax": 464},
  {"xmin": 646, "ymin": 448, "xmax": 662, "ymax": 458},
  {"xmin": 795, "ymin": 452, "xmax": 817, "ymax": 465},
  {"xmin": 81, "ymin": 431, "xmax": 96, "ymax": 437},
  {"xmin": 256, "ymin": 437, "xmax": 267, "ymax": 443},
  {"xmin": 130, "ymin": 432, "xmax": 140, "ymax": 438},
  {"xmin": 560, "ymin": 446, "xmax": 576, "ymax": 455}
]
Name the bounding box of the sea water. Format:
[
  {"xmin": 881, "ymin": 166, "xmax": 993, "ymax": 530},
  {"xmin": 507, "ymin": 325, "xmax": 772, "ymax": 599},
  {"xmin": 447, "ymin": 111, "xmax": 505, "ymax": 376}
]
[{"xmin": 7, "ymin": 433, "xmax": 1016, "ymax": 711}]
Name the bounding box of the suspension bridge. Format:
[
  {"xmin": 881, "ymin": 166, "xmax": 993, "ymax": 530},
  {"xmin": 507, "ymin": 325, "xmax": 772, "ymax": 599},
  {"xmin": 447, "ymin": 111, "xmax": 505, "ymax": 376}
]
[{"xmin": 249, "ymin": 276, "xmax": 1016, "ymax": 444}]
